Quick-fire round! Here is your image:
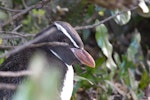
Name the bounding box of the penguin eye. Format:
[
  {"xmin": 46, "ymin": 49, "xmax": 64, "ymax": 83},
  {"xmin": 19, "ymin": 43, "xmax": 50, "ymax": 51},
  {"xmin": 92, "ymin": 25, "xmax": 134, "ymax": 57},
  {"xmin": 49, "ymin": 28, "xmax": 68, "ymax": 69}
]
[
  {"xmin": 62, "ymin": 38, "xmax": 68, "ymax": 42},
  {"xmin": 57, "ymin": 37, "xmax": 68, "ymax": 43},
  {"xmin": 57, "ymin": 36, "xmax": 64, "ymax": 42}
]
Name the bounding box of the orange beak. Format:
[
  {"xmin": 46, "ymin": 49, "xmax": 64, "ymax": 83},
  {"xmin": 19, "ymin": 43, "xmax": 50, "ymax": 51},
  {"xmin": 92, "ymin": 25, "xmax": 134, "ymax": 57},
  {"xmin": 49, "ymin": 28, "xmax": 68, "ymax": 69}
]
[{"xmin": 71, "ymin": 48, "xmax": 95, "ymax": 68}]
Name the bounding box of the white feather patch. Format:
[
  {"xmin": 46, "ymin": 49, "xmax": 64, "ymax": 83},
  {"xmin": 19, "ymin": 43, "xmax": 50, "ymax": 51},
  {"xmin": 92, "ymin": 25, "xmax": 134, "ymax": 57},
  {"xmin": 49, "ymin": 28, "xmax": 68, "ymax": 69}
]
[
  {"xmin": 50, "ymin": 49, "xmax": 74, "ymax": 100},
  {"xmin": 54, "ymin": 22, "xmax": 79, "ymax": 48},
  {"xmin": 60, "ymin": 64, "xmax": 74, "ymax": 100},
  {"xmin": 50, "ymin": 49, "xmax": 62, "ymax": 60}
]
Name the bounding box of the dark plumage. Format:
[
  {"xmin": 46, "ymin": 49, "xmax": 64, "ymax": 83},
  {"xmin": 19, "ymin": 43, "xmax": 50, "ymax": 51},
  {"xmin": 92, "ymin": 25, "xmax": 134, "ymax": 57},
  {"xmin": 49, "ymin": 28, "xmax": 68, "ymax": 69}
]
[{"xmin": 0, "ymin": 21, "xmax": 95, "ymax": 100}]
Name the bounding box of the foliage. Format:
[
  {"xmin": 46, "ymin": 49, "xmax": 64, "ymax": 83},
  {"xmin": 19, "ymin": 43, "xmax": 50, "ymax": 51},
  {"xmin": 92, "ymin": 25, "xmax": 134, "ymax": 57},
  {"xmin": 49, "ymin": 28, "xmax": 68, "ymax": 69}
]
[
  {"xmin": 95, "ymin": 21, "xmax": 116, "ymax": 69},
  {"xmin": 74, "ymin": 23, "xmax": 149, "ymax": 100},
  {"xmin": 111, "ymin": 10, "xmax": 131, "ymax": 25}
]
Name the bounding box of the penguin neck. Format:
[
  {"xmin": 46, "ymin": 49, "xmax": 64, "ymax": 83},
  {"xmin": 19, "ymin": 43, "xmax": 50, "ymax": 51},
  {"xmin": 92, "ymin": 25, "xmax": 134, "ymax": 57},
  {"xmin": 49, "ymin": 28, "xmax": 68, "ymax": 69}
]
[
  {"xmin": 60, "ymin": 64, "xmax": 74, "ymax": 100},
  {"xmin": 50, "ymin": 50, "xmax": 74, "ymax": 100}
]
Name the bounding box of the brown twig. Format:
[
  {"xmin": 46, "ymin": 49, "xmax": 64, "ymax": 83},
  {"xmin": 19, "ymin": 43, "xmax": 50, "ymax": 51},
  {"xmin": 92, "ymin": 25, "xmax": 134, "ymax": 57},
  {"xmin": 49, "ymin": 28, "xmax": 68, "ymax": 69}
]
[
  {"xmin": 0, "ymin": 71, "xmax": 31, "ymax": 90},
  {"xmin": 0, "ymin": 83, "xmax": 17, "ymax": 90},
  {"xmin": 75, "ymin": 6, "xmax": 138, "ymax": 30},
  {"xmin": 12, "ymin": 24, "xmax": 23, "ymax": 32},
  {"xmin": 0, "ymin": 27, "xmax": 55, "ymax": 58},
  {"xmin": 0, "ymin": 71, "xmax": 31, "ymax": 77},
  {"xmin": 0, "ymin": 35, "xmax": 34, "ymax": 39},
  {"xmin": 0, "ymin": 42, "xmax": 68, "ymax": 50},
  {"xmin": 0, "ymin": 5, "xmax": 35, "ymax": 28},
  {"xmin": 0, "ymin": 31, "xmax": 35, "ymax": 38},
  {"xmin": 0, "ymin": 0, "xmax": 50, "ymax": 28},
  {"xmin": 0, "ymin": 6, "xmax": 23, "ymax": 12},
  {"xmin": 0, "ymin": 6, "xmax": 135, "ymax": 39},
  {"xmin": 0, "ymin": 6, "xmax": 138, "ymax": 59}
]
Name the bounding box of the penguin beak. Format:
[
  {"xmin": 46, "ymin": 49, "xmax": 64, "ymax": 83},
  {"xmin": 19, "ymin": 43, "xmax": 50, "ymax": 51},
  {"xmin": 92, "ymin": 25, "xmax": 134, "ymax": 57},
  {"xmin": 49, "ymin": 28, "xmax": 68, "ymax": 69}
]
[{"xmin": 70, "ymin": 48, "xmax": 95, "ymax": 68}]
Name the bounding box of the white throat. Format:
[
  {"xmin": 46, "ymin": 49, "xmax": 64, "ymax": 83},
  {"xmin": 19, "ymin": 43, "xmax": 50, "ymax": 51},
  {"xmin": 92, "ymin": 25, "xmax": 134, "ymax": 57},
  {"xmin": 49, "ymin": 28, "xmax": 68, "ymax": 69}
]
[
  {"xmin": 50, "ymin": 50, "xmax": 74, "ymax": 100},
  {"xmin": 60, "ymin": 64, "xmax": 74, "ymax": 100}
]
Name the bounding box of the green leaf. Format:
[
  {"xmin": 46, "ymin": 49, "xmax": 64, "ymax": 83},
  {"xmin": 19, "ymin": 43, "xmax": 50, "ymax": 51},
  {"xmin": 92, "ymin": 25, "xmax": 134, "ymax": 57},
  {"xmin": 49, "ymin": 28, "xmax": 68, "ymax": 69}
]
[
  {"xmin": 74, "ymin": 75, "xmax": 94, "ymax": 85},
  {"xmin": 22, "ymin": 15, "xmax": 32, "ymax": 25},
  {"xmin": 128, "ymin": 69, "xmax": 137, "ymax": 89},
  {"xmin": 32, "ymin": 9, "xmax": 45, "ymax": 16},
  {"xmin": 0, "ymin": 58, "xmax": 4, "ymax": 65},
  {"xmin": 95, "ymin": 22, "xmax": 112, "ymax": 57},
  {"xmin": 0, "ymin": 10, "xmax": 8, "ymax": 21},
  {"xmin": 127, "ymin": 33, "xmax": 141, "ymax": 62},
  {"xmin": 114, "ymin": 52, "xmax": 121, "ymax": 66},
  {"xmin": 137, "ymin": 5, "xmax": 150, "ymax": 18},
  {"xmin": 95, "ymin": 20, "xmax": 116, "ymax": 69},
  {"xmin": 0, "ymin": 38, "xmax": 2, "ymax": 45},
  {"xmin": 0, "ymin": 51, "xmax": 5, "ymax": 64},
  {"xmin": 139, "ymin": 71, "xmax": 150, "ymax": 89},
  {"xmin": 105, "ymin": 80, "xmax": 126, "ymax": 96},
  {"xmin": 95, "ymin": 56, "xmax": 106, "ymax": 67},
  {"xmin": 111, "ymin": 9, "xmax": 131, "ymax": 25},
  {"xmin": 138, "ymin": 0, "xmax": 149, "ymax": 13}
]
